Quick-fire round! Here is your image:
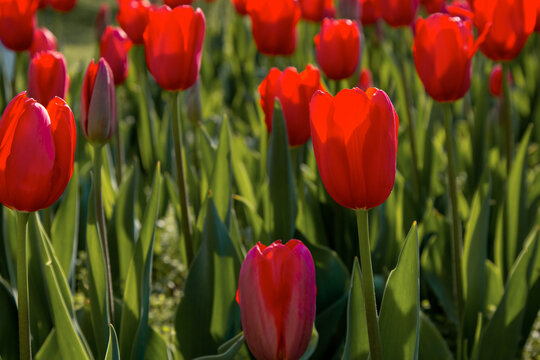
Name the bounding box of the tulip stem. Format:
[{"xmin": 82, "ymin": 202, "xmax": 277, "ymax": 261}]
[
  {"xmin": 16, "ymin": 211, "xmax": 31, "ymax": 360},
  {"xmin": 501, "ymin": 63, "xmax": 513, "ymax": 175},
  {"xmin": 93, "ymin": 146, "xmax": 115, "ymax": 325},
  {"xmin": 443, "ymin": 104, "xmax": 464, "ymax": 324},
  {"xmin": 170, "ymin": 91, "xmax": 194, "ymax": 267},
  {"xmin": 356, "ymin": 209, "xmax": 382, "ymax": 360}
]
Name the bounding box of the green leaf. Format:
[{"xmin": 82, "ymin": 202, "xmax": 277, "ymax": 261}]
[
  {"xmin": 35, "ymin": 330, "xmax": 60, "ymax": 360},
  {"xmin": 0, "ymin": 277, "xmax": 18, "ymax": 360},
  {"xmin": 193, "ymin": 333, "xmax": 245, "ymax": 360},
  {"xmin": 342, "ymin": 258, "xmax": 369, "ymax": 360},
  {"xmin": 299, "ymin": 327, "xmax": 319, "ymax": 360},
  {"xmin": 144, "ymin": 326, "xmax": 174, "ymax": 360},
  {"xmin": 208, "ymin": 116, "xmax": 233, "ymax": 223},
  {"xmin": 484, "ymin": 260, "xmax": 504, "ymax": 315},
  {"xmin": 104, "ymin": 325, "xmax": 120, "ymax": 360},
  {"xmin": 231, "ymin": 136, "xmax": 256, "ymax": 207},
  {"xmin": 379, "ymin": 222, "xmax": 420, "ymax": 360},
  {"xmin": 418, "ymin": 312, "xmax": 453, "ymax": 360}
]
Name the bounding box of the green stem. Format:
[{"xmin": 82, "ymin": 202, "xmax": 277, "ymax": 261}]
[
  {"xmin": 501, "ymin": 63, "xmax": 513, "ymax": 175},
  {"xmin": 170, "ymin": 91, "xmax": 194, "ymax": 266},
  {"xmin": 443, "ymin": 104, "xmax": 464, "ymax": 324},
  {"xmin": 41, "ymin": 207, "xmax": 52, "ymax": 237},
  {"xmin": 356, "ymin": 209, "xmax": 382, "ymax": 360},
  {"xmin": 16, "ymin": 211, "xmax": 31, "ymax": 360},
  {"xmin": 93, "ymin": 146, "xmax": 115, "ymax": 325},
  {"xmin": 12, "ymin": 52, "xmax": 24, "ymax": 98}
]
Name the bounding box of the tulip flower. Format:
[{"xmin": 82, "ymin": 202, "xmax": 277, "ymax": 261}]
[
  {"xmin": 143, "ymin": 5, "xmax": 205, "ymax": 91},
  {"xmin": 380, "ymin": 0, "xmax": 419, "ymax": 27},
  {"xmin": 230, "ymin": 0, "xmax": 248, "ymax": 15},
  {"xmin": 259, "ymin": 65, "xmax": 324, "ymax": 147},
  {"xmin": 299, "ymin": 0, "xmax": 334, "ymax": 22},
  {"xmin": 100, "ymin": 26, "xmax": 132, "ymax": 85},
  {"xmin": 420, "ymin": 0, "xmax": 446, "ymax": 13},
  {"xmin": 0, "ymin": 0, "xmax": 38, "ymax": 51},
  {"xmin": 472, "ymin": 0, "xmax": 536, "ymax": 61},
  {"xmin": 29, "ymin": 27, "xmax": 57, "ymax": 56},
  {"xmin": 489, "ymin": 64, "xmax": 502, "ymax": 97},
  {"xmin": 360, "ymin": 0, "xmax": 381, "ymax": 25},
  {"xmin": 28, "ymin": 50, "xmax": 69, "ymax": 106},
  {"xmin": 164, "ymin": 0, "xmax": 194, "ymax": 7},
  {"xmin": 315, "ymin": 18, "xmax": 360, "ymax": 80},
  {"xmin": 80, "ymin": 58, "xmax": 116, "ymax": 145},
  {"xmin": 117, "ymin": 0, "xmax": 152, "ymax": 44},
  {"xmin": 358, "ymin": 68, "xmax": 372, "ymax": 91},
  {"xmin": 237, "ymin": 240, "xmax": 316, "ymax": 360},
  {"xmin": 95, "ymin": 3, "xmax": 111, "ymax": 42},
  {"xmin": 246, "ymin": 0, "xmax": 301, "ymax": 56},
  {"xmin": 309, "ymin": 88, "xmax": 399, "ymax": 209},
  {"xmin": 0, "ymin": 92, "xmax": 76, "ymax": 212},
  {"xmin": 48, "ymin": 0, "xmax": 76, "ymax": 12}
]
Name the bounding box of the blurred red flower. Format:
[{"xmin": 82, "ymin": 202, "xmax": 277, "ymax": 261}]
[
  {"xmin": 117, "ymin": 0, "xmax": 153, "ymax": 44},
  {"xmin": 100, "ymin": 26, "xmax": 132, "ymax": 85},
  {"xmin": 0, "ymin": 0, "xmax": 38, "ymax": 51},
  {"xmin": 380, "ymin": 0, "xmax": 419, "ymax": 27},
  {"xmin": 29, "ymin": 27, "xmax": 58, "ymax": 57},
  {"xmin": 28, "ymin": 50, "xmax": 69, "ymax": 106}
]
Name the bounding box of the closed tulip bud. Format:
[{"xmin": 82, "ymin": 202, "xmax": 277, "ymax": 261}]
[
  {"xmin": 315, "ymin": 18, "xmax": 360, "ymax": 80},
  {"xmin": 29, "ymin": 27, "xmax": 58, "ymax": 57},
  {"xmin": 309, "ymin": 88, "xmax": 399, "ymax": 209},
  {"xmin": 0, "ymin": 92, "xmax": 76, "ymax": 212},
  {"xmin": 358, "ymin": 68, "xmax": 372, "ymax": 91},
  {"xmin": 164, "ymin": 0, "xmax": 194, "ymax": 7},
  {"xmin": 360, "ymin": 0, "xmax": 381, "ymax": 25},
  {"xmin": 338, "ymin": 0, "xmax": 359, "ymax": 20},
  {"xmin": 489, "ymin": 64, "xmax": 502, "ymax": 97},
  {"xmin": 237, "ymin": 240, "xmax": 316, "ymax": 360},
  {"xmin": 380, "ymin": 0, "xmax": 419, "ymax": 27},
  {"xmin": 247, "ymin": 0, "xmax": 301, "ymax": 56},
  {"xmin": 144, "ymin": 5, "xmax": 205, "ymax": 91},
  {"xmin": 117, "ymin": 0, "xmax": 152, "ymax": 45},
  {"xmin": 472, "ymin": 0, "xmax": 536, "ymax": 61},
  {"xmin": 95, "ymin": 3, "xmax": 111, "ymax": 42},
  {"xmin": 80, "ymin": 58, "xmax": 116, "ymax": 146},
  {"xmin": 100, "ymin": 26, "xmax": 132, "ymax": 85},
  {"xmin": 0, "ymin": 0, "xmax": 38, "ymax": 52},
  {"xmin": 230, "ymin": 0, "xmax": 248, "ymax": 15},
  {"xmin": 259, "ymin": 65, "xmax": 324, "ymax": 147},
  {"xmin": 28, "ymin": 50, "xmax": 69, "ymax": 106},
  {"xmin": 48, "ymin": 0, "xmax": 76, "ymax": 12}
]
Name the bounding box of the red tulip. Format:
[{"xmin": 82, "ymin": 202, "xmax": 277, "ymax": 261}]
[
  {"xmin": 230, "ymin": 0, "xmax": 248, "ymax": 15},
  {"xmin": 143, "ymin": 5, "xmax": 205, "ymax": 91},
  {"xmin": 339, "ymin": 0, "xmax": 359, "ymax": 20},
  {"xmin": 309, "ymin": 88, "xmax": 399, "ymax": 209},
  {"xmin": 100, "ymin": 26, "xmax": 132, "ymax": 85},
  {"xmin": 28, "ymin": 51, "xmax": 69, "ymax": 106},
  {"xmin": 536, "ymin": 3, "xmax": 540, "ymax": 32},
  {"xmin": 472, "ymin": 0, "xmax": 536, "ymax": 61},
  {"xmin": 259, "ymin": 65, "xmax": 324, "ymax": 147},
  {"xmin": 489, "ymin": 64, "xmax": 502, "ymax": 97},
  {"xmin": 80, "ymin": 58, "xmax": 116, "ymax": 145},
  {"xmin": 164, "ymin": 0, "xmax": 194, "ymax": 7},
  {"xmin": 117, "ymin": 0, "xmax": 152, "ymax": 44},
  {"xmin": 380, "ymin": 0, "xmax": 418, "ymax": 27},
  {"xmin": 0, "ymin": 0, "xmax": 38, "ymax": 51},
  {"xmin": 237, "ymin": 240, "xmax": 316, "ymax": 360},
  {"xmin": 358, "ymin": 68, "xmax": 372, "ymax": 91},
  {"xmin": 246, "ymin": 0, "xmax": 301, "ymax": 56},
  {"xmin": 360, "ymin": 0, "xmax": 381, "ymax": 25},
  {"xmin": 48, "ymin": 0, "xmax": 76, "ymax": 12},
  {"xmin": 95, "ymin": 3, "xmax": 112, "ymax": 42},
  {"xmin": 413, "ymin": 14, "xmax": 487, "ymax": 102},
  {"xmin": 420, "ymin": 0, "xmax": 446, "ymax": 13},
  {"xmin": 29, "ymin": 27, "xmax": 58, "ymax": 57},
  {"xmin": 0, "ymin": 92, "xmax": 76, "ymax": 212},
  {"xmin": 298, "ymin": 0, "xmax": 333, "ymax": 22},
  {"xmin": 315, "ymin": 18, "xmax": 360, "ymax": 80}
]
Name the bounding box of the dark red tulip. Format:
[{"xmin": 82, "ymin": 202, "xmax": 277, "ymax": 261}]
[
  {"xmin": 237, "ymin": 240, "xmax": 316, "ymax": 360},
  {"xmin": 358, "ymin": 68, "xmax": 372, "ymax": 91},
  {"xmin": 48, "ymin": 0, "xmax": 76, "ymax": 12},
  {"xmin": 339, "ymin": 0, "xmax": 359, "ymax": 20},
  {"xmin": 117, "ymin": 0, "xmax": 152, "ymax": 44},
  {"xmin": 28, "ymin": 51, "xmax": 69, "ymax": 106},
  {"xmin": 380, "ymin": 0, "xmax": 419, "ymax": 27},
  {"xmin": 536, "ymin": 4, "xmax": 540, "ymax": 32},
  {"xmin": 246, "ymin": 0, "xmax": 301, "ymax": 56},
  {"xmin": 0, "ymin": 92, "xmax": 76, "ymax": 212},
  {"xmin": 100, "ymin": 26, "xmax": 132, "ymax": 85},
  {"xmin": 0, "ymin": 0, "xmax": 38, "ymax": 51},
  {"xmin": 420, "ymin": 0, "xmax": 446, "ymax": 13},
  {"xmin": 95, "ymin": 3, "xmax": 112, "ymax": 42},
  {"xmin": 309, "ymin": 88, "xmax": 399, "ymax": 209},
  {"xmin": 360, "ymin": 0, "xmax": 381, "ymax": 25},
  {"xmin": 489, "ymin": 64, "xmax": 502, "ymax": 97},
  {"xmin": 230, "ymin": 0, "xmax": 248, "ymax": 15},
  {"xmin": 259, "ymin": 65, "xmax": 324, "ymax": 147},
  {"xmin": 315, "ymin": 18, "xmax": 360, "ymax": 80},
  {"xmin": 473, "ymin": 0, "xmax": 536, "ymax": 61},
  {"xmin": 29, "ymin": 27, "xmax": 58, "ymax": 57},
  {"xmin": 143, "ymin": 5, "xmax": 206, "ymax": 91},
  {"xmin": 164, "ymin": 0, "xmax": 194, "ymax": 7},
  {"xmin": 299, "ymin": 0, "xmax": 334, "ymax": 22},
  {"xmin": 81, "ymin": 58, "xmax": 116, "ymax": 145}
]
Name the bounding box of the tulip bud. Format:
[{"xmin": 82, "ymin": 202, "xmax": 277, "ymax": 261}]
[
  {"xmin": 117, "ymin": 0, "xmax": 152, "ymax": 45},
  {"xmin": 28, "ymin": 50, "xmax": 69, "ymax": 106},
  {"xmin": 80, "ymin": 58, "xmax": 116, "ymax": 146},
  {"xmin": 230, "ymin": 0, "xmax": 248, "ymax": 15},
  {"xmin": 95, "ymin": 3, "xmax": 112, "ymax": 42},
  {"xmin": 358, "ymin": 68, "xmax": 373, "ymax": 91},
  {"xmin": 237, "ymin": 240, "xmax": 316, "ymax": 360},
  {"xmin": 100, "ymin": 26, "xmax": 132, "ymax": 85},
  {"xmin": 48, "ymin": 0, "xmax": 76, "ymax": 12},
  {"xmin": 380, "ymin": 0, "xmax": 419, "ymax": 27},
  {"xmin": 29, "ymin": 27, "xmax": 58, "ymax": 57},
  {"xmin": 338, "ymin": 0, "xmax": 359, "ymax": 20},
  {"xmin": 360, "ymin": 0, "xmax": 382, "ymax": 25}
]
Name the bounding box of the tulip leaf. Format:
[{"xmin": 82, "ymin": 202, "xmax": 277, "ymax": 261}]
[
  {"xmin": 0, "ymin": 277, "xmax": 18, "ymax": 360},
  {"xmin": 208, "ymin": 115, "xmax": 232, "ymax": 223},
  {"xmin": 379, "ymin": 222, "xmax": 420, "ymax": 360},
  {"xmin": 484, "ymin": 260, "xmax": 504, "ymax": 314},
  {"xmin": 193, "ymin": 332, "xmax": 246, "ymax": 360},
  {"xmin": 300, "ymin": 327, "xmax": 319, "ymax": 360},
  {"xmin": 267, "ymin": 100, "xmax": 297, "ymax": 241},
  {"xmin": 418, "ymin": 312, "xmax": 453, "ymax": 360},
  {"xmin": 175, "ymin": 198, "xmax": 242, "ymax": 359},
  {"xmin": 144, "ymin": 326, "xmax": 174, "ymax": 360},
  {"xmin": 35, "ymin": 329, "xmax": 60, "ymax": 360},
  {"xmin": 104, "ymin": 325, "xmax": 120, "ymax": 360},
  {"xmin": 231, "ymin": 135, "xmax": 256, "ymax": 207}
]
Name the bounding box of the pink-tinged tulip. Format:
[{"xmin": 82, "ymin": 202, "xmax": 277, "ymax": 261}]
[
  {"xmin": 489, "ymin": 64, "xmax": 502, "ymax": 97},
  {"xmin": 117, "ymin": 0, "xmax": 152, "ymax": 44},
  {"xmin": 80, "ymin": 58, "xmax": 116, "ymax": 145},
  {"xmin": 309, "ymin": 88, "xmax": 399, "ymax": 209},
  {"xmin": 237, "ymin": 240, "xmax": 316, "ymax": 360},
  {"xmin": 164, "ymin": 0, "xmax": 194, "ymax": 6},
  {"xmin": 29, "ymin": 27, "xmax": 57, "ymax": 57},
  {"xmin": 360, "ymin": 0, "xmax": 381, "ymax": 25},
  {"xmin": 315, "ymin": 18, "xmax": 360, "ymax": 80},
  {"xmin": 259, "ymin": 65, "xmax": 324, "ymax": 147},
  {"xmin": 48, "ymin": 0, "xmax": 76, "ymax": 12},
  {"xmin": 247, "ymin": 0, "xmax": 301, "ymax": 56},
  {"xmin": 230, "ymin": 0, "xmax": 248, "ymax": 15},
  {"xmin": 0, "ymin": 92, "xmax": 76, "ymax": 212},
  {"xmin": 100, "ymin": 26, "xmax": 132, "ymax": 85},
  {"xmin": 143, "ymin": 5, "xmax": 206, "ymax": 91},
  {"xmin": 95, "ymin": 3, "xmax": 112, "ymax": 42},
  {"xmin": 0, "ymin": 0, "xmax": 38, "ymax": 51},
  {"xmin": 380, "ymin": 0, "xmax": 419, "ymax": 27},
  {"xmin": 28, "ymin": 51, "xmax": 69, "ymax": 106},
  {"xmin": 358, "ymin": 68, "xmax": 372, "ymax": 91}
]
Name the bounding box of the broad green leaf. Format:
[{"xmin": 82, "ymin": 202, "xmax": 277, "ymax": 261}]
[
  {"xmin": 418, "ymin": 312, "xmax": 453, "ymax": 360},
  {"xmin": 35, "ymin": 330, "xmax": 60, "ymax": 360},
  {"xmin": 105, "ymin": 325, "xmax": 120, "ymax": 360},
  {"xmin": 312, "ymin": 295, "xmax": 347, "ymax": 358},
  {"xmin": 193, "ymin": 333, "xmax": 245, "ymax": 360},
  {"xmin": 231, "ymin": 135, "xmax": 256, "ymax": 207},
  {"xmin": 379, "ymin": 222, "xmax": 420, "ymax": 360},
  {"xmin": 522, "ymin": 226, "xmax": 540, "ymax": 345},
  {"xmin": 0, "ymin": 277, "xmax": 18, "ymax": 360},
  {"xmin": 144, "ymin": 326, "xmax": 173, "ymax": 360},
  {"xmin": 299, "ymin": 327, "xmax": 319, "ymax": 360},
  {"xmin": 208, "ymin": 116, "xmax": 232, "ymax": 222},
  {"xmin": 484, "ymin": 260, "xmax": 504, "ymax": 314}
]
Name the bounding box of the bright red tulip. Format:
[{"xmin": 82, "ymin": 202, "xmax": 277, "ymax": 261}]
[
  {"xmin": 230, "ymin": 0, "xmax": 248, "ymax": 15},
  {"xmin": 117, "ymin": 0, "xmax": 152, "ymax": 44},
  {"xmin": 299, "ymin": 0, "xmax": 334, "ymax": 22},
  {"xmin": 28, "ymin": 51, "xmax": 69, "ymax": 106},
  {"xmin": 100, "ymin": 26, "xmax": 132, "ymax": 85},
  {"xmin": 489, "ymin": 64, "xmax": 502, "ymax": 97},
  {"xmin": 360, "ymin": 0, "xmax": 381, "ymax": 25},
  {"xmin": 413, "ymin": 13, "xmax": 485, "ymax": 102},
  {"xmin": 259, "ymin": 65, "xmax": 324, "ymax": 147},
  {"xmin": 309, "ymin": 88, "xmax": 399, "ymax": 209},
  {"xmin": 48, "ymin": 0, "xmax": 76, "ymax": 12},
  {"xmin": 380, "ymin": 0, "xmax": 418, "ymax": 27},
  {"xmin": 358, "ymin": 68, "xmax": 372, "ymax": 91},
  {"xmin": 29, "ymin": 27, "xmax": 57, "ymax": 57},
  {"xmin": 246, "ymin": 0, "xmax": 301, "ymax": 56},
  {"xmin": 164, "ymin": 0, "xmax": 194, "ymax": 7},
  {"xmin": 0, "ymin": 0, "xmax": 38, "ymax": 51},
  {"xmin": 420, "ymin": 0, "xmax": 446, "ymax": 13},
  {"xmin": 237, "ymin": 240, "xmax": 316, "ymax": 360},
  {"xmin": 143, "ymin": 5, "xmax": 205, "ymax": 91},
  {"xmin": 315, "ymin": 18, "xmax": 360, "ymax": 80},
  {"xmin": 81, "ymin": 58, "xmax": 116, "ymax": 145},
  {"xmin": 472, "ymin": 0, "xmax": 536, "ymax": 61},
  {"xmin": 0, "ymin": 92, "xmax": 76, "ymax": 212}
]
